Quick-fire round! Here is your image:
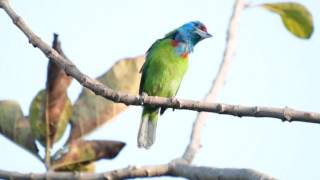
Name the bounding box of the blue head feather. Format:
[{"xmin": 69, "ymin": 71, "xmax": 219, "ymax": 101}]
[{"xmin": 171, "ymin": 21, "xmax": 212, "ymax": 55}]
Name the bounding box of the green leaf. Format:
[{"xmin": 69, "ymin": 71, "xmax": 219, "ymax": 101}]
[
  {"xmin": 68, "ymin": 56, "xmax": 144, "ymax": 141},
  {"xmin": 29, "ymin": 89, "xmax": 72, "ymax": 146},
  {"xmin": 0, "ymin": 100, "xmax": 38, "ymax": 155},
  {"xmin": 29, "ymin": 90, "xmax": 46, "ymax": 145},
  {"xmin": 51, "ymin": 140, "xmax": 125, "ymax": 171},
  {"xmin": 262, "ymin": 2, "xmax": 313, "ymax": 39}
]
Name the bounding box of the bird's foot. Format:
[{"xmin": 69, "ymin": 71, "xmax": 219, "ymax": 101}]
[
  {"xmin": 169, "ymin": 97, "xmax": 181, "ymax": 111},
  {"xmin": 138, "ymin": 92, "xmax": 148, "ymax": 105}
]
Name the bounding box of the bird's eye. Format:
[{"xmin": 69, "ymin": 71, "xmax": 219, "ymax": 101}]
[{"xmin": 199, "ymin": 25, "xmax": 207, "ymax": 32}]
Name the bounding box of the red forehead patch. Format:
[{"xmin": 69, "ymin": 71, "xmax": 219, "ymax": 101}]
[{"xmin": 200, "ymin": 25, "xmax": 207, "ymax": 32}]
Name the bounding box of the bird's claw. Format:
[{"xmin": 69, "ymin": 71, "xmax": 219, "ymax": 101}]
[
  {"xmin": 138, "ymin": 92, "xmax": 148, "ymax": 105},
  {"xmin": 169, "ymin": 97, "xmax": 181, "ymax": 111}
]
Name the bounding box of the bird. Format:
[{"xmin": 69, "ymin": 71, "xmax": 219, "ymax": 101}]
[{"xmin": 138, "ymin": 21, "xmax": 212, "ymax": 149}]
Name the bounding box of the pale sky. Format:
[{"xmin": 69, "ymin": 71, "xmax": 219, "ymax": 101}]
[{"xmin": 0, "ymin": 0, "xmax": 320, "ymax": 179}]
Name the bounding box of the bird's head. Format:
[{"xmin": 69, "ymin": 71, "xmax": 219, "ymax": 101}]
[{"xmin": 175, "ymin": 21, "xmax": 212, "ymax": 46}]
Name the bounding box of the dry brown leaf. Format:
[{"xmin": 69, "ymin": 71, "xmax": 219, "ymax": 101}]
[
  {"xmin": 68, "ymin": 56, "xmax": 144, "ymax": 141},
  {"xmin": 0, "ymin": 100, "xmax": 38, "ymax": 155},
  {"xmin": 52, "ymin": 140, "xmax": 125, "ymax": 171}
]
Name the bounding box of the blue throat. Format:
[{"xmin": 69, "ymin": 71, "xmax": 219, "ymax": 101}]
[{"xmin": 172, "ymin": 30, "xmax": 201, "ymax": 56}]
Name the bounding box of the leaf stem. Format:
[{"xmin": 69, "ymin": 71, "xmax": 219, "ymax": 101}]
[{"xmin": 45, "ymin": 92, "xmax": 51, "ymax": 169}]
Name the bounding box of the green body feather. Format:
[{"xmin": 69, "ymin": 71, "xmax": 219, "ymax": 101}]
[{"xmin": 138, "ymin": 39, "xmax": 188, "ymax": 148}]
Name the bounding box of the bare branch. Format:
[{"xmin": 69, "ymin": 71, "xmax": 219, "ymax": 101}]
[
  {"xmin": 182, "ymin": 0, "xmax": 245, "ymax": 163},
  {"xmin": 0, "ymin": 162, "xmax": 276, "ymax": 180},
  {"xmin": 0, "ymin": 0, "xmax": 281, "ymax": 179},
  {"xmin": 0, "ymin": 0, "xmax": 319, "ymax": 126}
]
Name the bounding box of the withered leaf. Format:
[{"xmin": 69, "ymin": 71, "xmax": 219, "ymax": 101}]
[
  {"xmin": 54, "ymin": 162, "xmax": 95, "ymax": 172},
  {"xmin": 52, "ymin": 140, "xmax": 125, "ymax": 171},
  {"xmin": 29, "ymin": 89, "xmax": 72, "ymax": 146},
  {"xmin": 0, "ymin": 100, "xmax": 38, "ymax": 155},
  {"xmin": 29, "ymin": 34, "xmax": 73, "ymax": 147},
  {"xmin": 68, "ymin": 56, "xmax": 144, "ymax": 141},
  {"xmin": 45, "ymin": 33, "xmax": 73, "ymax": 146}
]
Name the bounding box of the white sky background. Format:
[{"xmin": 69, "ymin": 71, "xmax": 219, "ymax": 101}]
[{"xmin": 0, "ymin": 0, "xmax": 319, "ymax": 179}]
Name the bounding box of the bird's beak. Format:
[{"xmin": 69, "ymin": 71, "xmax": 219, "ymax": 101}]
[{"xmin": 195, "ymin": 28, "xmax": 212, "ymax": 39}]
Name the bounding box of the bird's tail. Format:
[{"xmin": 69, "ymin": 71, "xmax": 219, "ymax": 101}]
[{"xmin": 137, "ymin": 107, "xmax": 159, "ymax": 149}]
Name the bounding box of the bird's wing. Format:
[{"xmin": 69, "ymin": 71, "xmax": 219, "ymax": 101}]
[
  {"xmin": 159, "ymin": 80, "xmax": 182, "ymax": 115},
  {"xmin": 139, "ymin": 38, "xmax": 162, "ymax": 95},
  {"xmin": 139, "ymin": 60, "xmax": 147, "ymax": 95}
]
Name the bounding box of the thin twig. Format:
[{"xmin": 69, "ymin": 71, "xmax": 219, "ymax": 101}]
[
  {"xmin": 0, "ymin": 162, "xmax": 276, "ymax": 180},
  {"xmin": 182, "ymin": 0, "xmax": 245, "ymax": 163},
  {"xmin": 45, "ymin": 93, "xmax": 51, "ymax": 169}
]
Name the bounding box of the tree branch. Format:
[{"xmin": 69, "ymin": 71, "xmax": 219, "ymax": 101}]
[
  {"xmin": 0, "ymin": 0, "xmax": 319, "ymax": 126},
  {"xmin": 182, "ymin": 0, "xmax": 245, "ymax": 163},
  {"xmin": 0, "ymin": 162, "xmax": 276, "ymax": 180},
  {"xmin": 0, "ymin": 0, "xmax": 281, "ymax": 179}
]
